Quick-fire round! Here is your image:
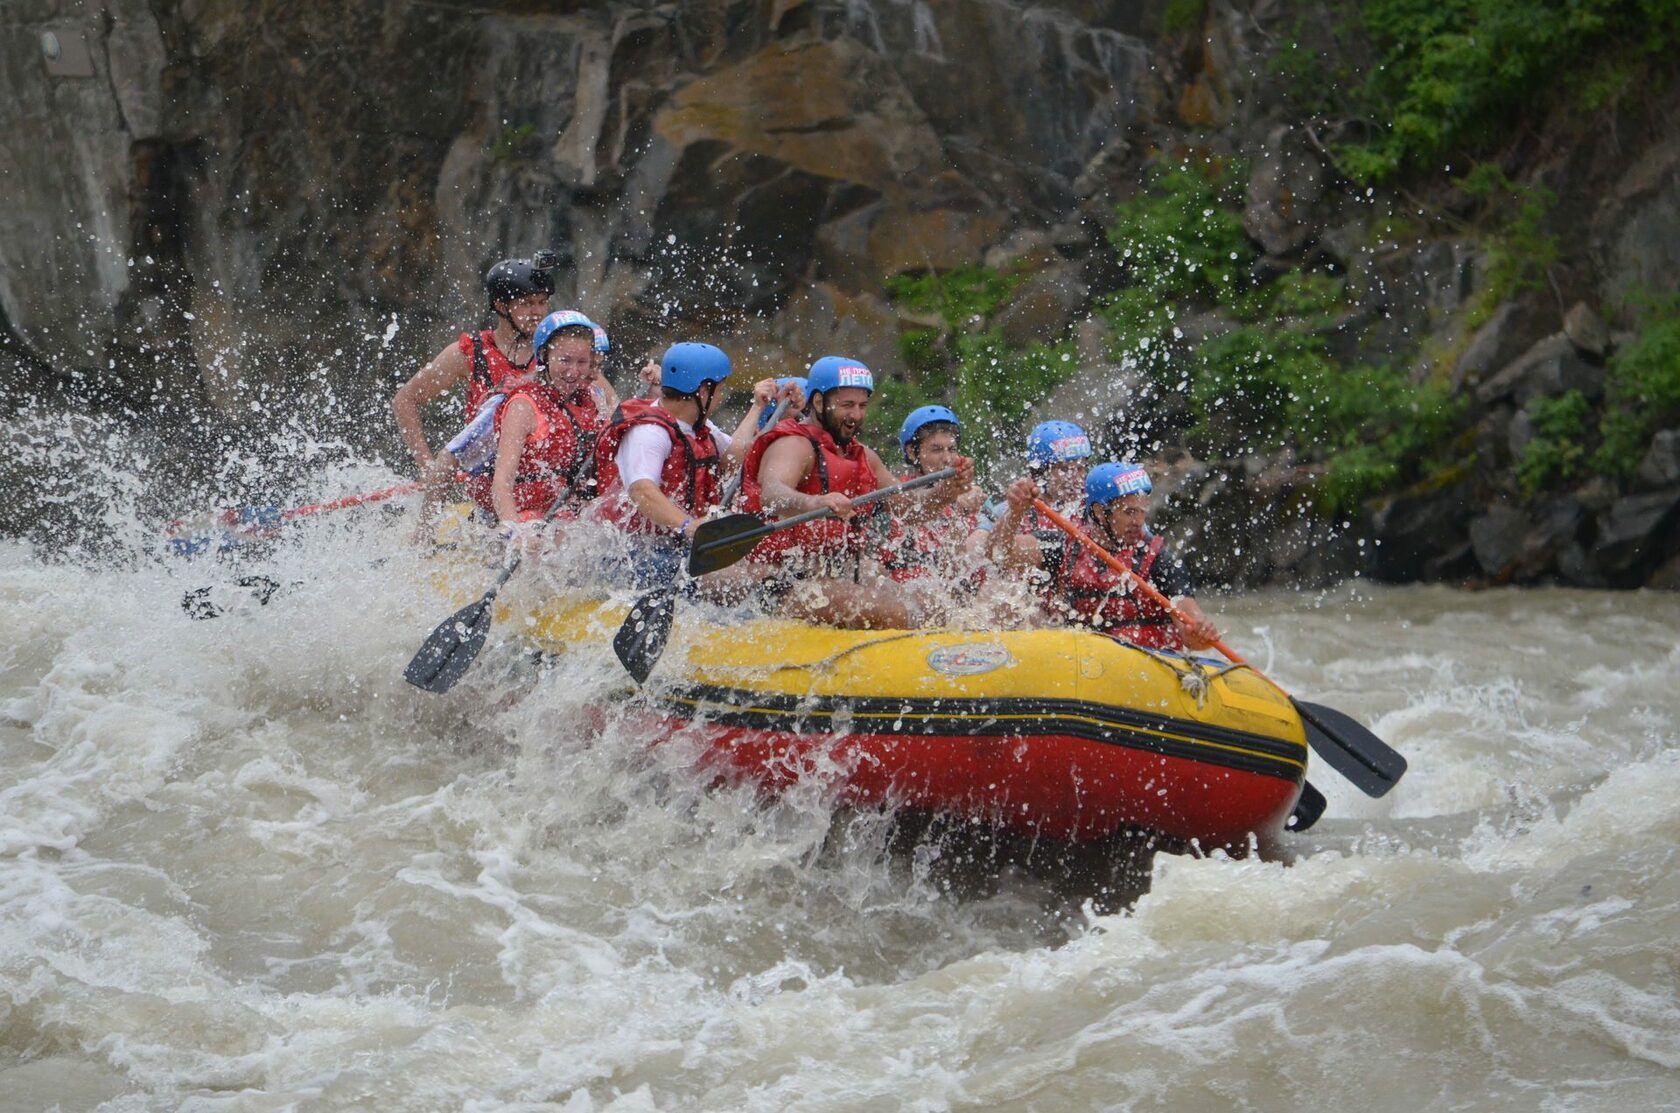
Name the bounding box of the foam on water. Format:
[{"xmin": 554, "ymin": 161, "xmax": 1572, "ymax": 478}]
[{"xmin": 2, "ymin": 453, "xmax": 1679, "ymax": 1111}]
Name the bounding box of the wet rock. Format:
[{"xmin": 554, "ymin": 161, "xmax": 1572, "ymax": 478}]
[
  {"xmin": 1506, "ymin": 409, "xmax": 1536, "ymax": 461},
  {"xmin": 1366, "ymin": 481, "xmax": 1477, "ymax": 582},
  {"xmin": 1634, "ymin": 429, "xmax": 1680, "ymax": 492},
  {"xmin": 1650, "ymin": 551, "xmax": 1680, "ymax": 591},
  {"xmin": 1515, "ymin": 497, "xmax": 1589, "ymax": 580},
  {"xmin": 995, "ymin": 263, "xmax": 1089, "ymax": 348},
  {"xmin": 1454, "ymin": 301, "xmax": 1546, "ymax": 391},
  {"xmin": 1474, "ymin": 334, "xmax": 1605, "ymax": 407},
  {"xmin": 1473, "ymin": 403, "xmax": 1516, "ymax": 473},
  {"xmin": 1244, "ymin": 125, "xmax": 1327, "ymax": 257},
  {"xmin": 1562, "ymin": 301, "xmax": 1611, "ymax": 358},
  {"xmin": 1591, "ymin": 488, "xmax": 1680, "ymax": 586},
  {"xmin": 1469, "ymin": 504, "xmax": 1532, "ymax": 577},
  {"xmin": 1556, "ymin": 542, "xmax": 1603, "ymax": 588},
  {"xmin": 1605, "ymin": 140, "xmax": 1680, "ymax": 303}
]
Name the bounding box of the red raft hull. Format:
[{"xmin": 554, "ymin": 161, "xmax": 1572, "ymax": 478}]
[
  {"xmin": 638, "ymin": 714, "xmax": 1302, "ymax": 846},
  {"xmin": 611, "ymin": 621, "xmax": 1310, "ymax": 847}
]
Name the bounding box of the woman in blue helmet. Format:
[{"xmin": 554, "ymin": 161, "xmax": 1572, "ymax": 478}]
[
  {"xmin": 992, "ymin": 462, "xmax": 1219, "ymax": 651},
  {"xmin": 411, "ymin": 303, "xmax": 612, "ymax": 534},
  {"xmin": 484, "ymin": 314, "xmax": 607, "ymax": 525},
  {"xmin": 875, "ymin": 405, "xmax": 989, "ymax": 593}
]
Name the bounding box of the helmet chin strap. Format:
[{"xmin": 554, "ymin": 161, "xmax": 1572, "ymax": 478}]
[
  {"xmin": 492, "ymin": 303, "xmax": 536, "ymax": 347},
  {"xmin": 1092, "ymin": 507, "xmax": 1125, "ymax": 550}
]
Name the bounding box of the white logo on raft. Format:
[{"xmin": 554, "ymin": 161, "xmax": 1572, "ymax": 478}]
[{"xmin": 926, "ymin": 643, "xmax": 1014, "ymax": 676}]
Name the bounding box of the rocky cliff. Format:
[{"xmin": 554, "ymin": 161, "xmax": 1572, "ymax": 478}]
[{"xmin": 4, "ymin": 0, "xmax": 1678, "ymax": 586}]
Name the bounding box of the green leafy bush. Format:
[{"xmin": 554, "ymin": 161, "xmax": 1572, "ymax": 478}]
[
  {"xmin": 1292, "ymin": 0, "xmax": 1680, "ymax": 182},
  {"xmin": 1460, "ymin": 166, "xmax": 1560, "ymax": 304},
  {"xmin": 1517, "ymin": 390, "xmax": 1591, "ymax": 495},
  {"xmin": 880, "ymin": 266, "xmax": 1077, "ymax": 475},
  {"xmin": 1097, "ymin": 161, "xmax": 1462, "ymax": 512},
  {"xmin": 1593, "ymin": 299, "xmax": 1680, "ymax": 476}
]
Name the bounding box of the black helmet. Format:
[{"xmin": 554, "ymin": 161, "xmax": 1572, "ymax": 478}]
[{"xmin": 484, "ymin": 255, "xmax": 557, "ymax": 307}]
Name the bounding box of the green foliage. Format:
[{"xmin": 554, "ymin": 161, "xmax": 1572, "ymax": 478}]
[
  {"xmin": 1161, "ymin": 0, "xmax": 1209, "ymax": 35},
  {"xmin": 1460, "ymin": 166, "xmax": 1560, "ymax": 303},
  {"xmin": 1517, "ymin": 390, "xmax": 1591, "ymax": 495},
  {"xmin": 1106, "ymin": 161, "xmax": 1255, "ymax": 304},
  {"xmin": 884, "ymin": 266, "xmax": 1024, "ymax": 324},
  {"xmin": 1296, "ymin": 0, "xmax": 1680, "ymax": 182},
  {"xmin": 1593, "ymin": 298, "xmax": 1680, "ymax": 476},
  {"xmin": 880, "ymin": 266, "xmax": 1077, "ymax": 475},
  {"xmin": 1096, "ymin": 160, "xmax": 1463, "ymax": 513}
]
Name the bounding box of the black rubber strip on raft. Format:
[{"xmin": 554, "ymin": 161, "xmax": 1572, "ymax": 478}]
[{"xmin": 649, "ymin": 683, "xmax": 1308, "ymax": 783}]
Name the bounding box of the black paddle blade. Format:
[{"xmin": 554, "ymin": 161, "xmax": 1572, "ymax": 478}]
[
  {"xmin": 687, "ymin": 513, "xmax": 767, "ymax": 576},
  {"xmin": 1295, "ymin": 699, "xmax": 1407, "ymax": 798},
  {"xmin": 1286, "ymin": 779, "xmax": 1327, "ymax": 831},
  {"xmin": 612, "ymin": 589, "xmax": 676, "ymax": 684},
  {"xmin": 404, "ymin": 597, "xmax": 493, "ymax": 693}
]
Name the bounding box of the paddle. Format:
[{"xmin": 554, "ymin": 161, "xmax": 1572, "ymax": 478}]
[
  {"xmin": 403, "ymin": 498, "xmax": 569, "ymax": 693},
  {"xmin": 164, "ymin": 478, "xmax": 450, "ymax": 555},
  {"xmin": 612, "ymin": 467, "xmax": 958, "ymax": 683},
  {"xmin": 1030, "ymin": 498, "xmax": 1406, "ymax": 799},
  {"xmin": 690, "ymin": 466, "xmax": 956, "ymax": 577}
]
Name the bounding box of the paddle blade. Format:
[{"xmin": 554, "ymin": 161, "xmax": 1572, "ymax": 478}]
[
  {"xmin": 613, "ymin": 589, "xmax": 676, "ymax": 684},
  {"xmin": 1286, "ymin": 779, "xmax": 1327, "ymax": 831},
  {"xmin": 1295, "ymin": 699, "xmax": 1407, "ymax": 798},
  {"xmin": 404, "ymin": 597, "xmax": 493, "ymax": 693},
  {"xmin": 687, "ymin": 513, "xmax": 767, "ymax": 576}
]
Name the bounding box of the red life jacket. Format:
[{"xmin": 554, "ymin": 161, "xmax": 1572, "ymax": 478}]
[
  {"xmin": 877, "ymin": 483, "xmax": 983, "ymax": 588},
  {"xmin": 738, "ymin": 419, "xmax": 877, "ymax": 562},
  {"xmin": 460, "ymin": 330, "xmax": 527, "ymax": 419},
  {"xmin": 472, "ymin": 383, "xmax": 601, "ymax": 518},
  {"xmin": 592, "ymin": 399, "xmax": 723, "ymax": 532},
  {"xmin": 460, "ymin": 330, "xmax": 529, "ymax": 510},
  {"xmin": 1017, "ymin": 501, "xmax": 1079, "ymax": 536},
  {"xmin": 1052, "ymin": 530, "xmax": 1181, "ymax": 650}
]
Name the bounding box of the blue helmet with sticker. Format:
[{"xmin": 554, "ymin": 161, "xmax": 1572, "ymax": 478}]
[
  {"xmin": 1026, "ymin": 420, "xmax": 1092, "ymax": 469},
  {"xmin": 660, "ymin": 342, "xmax": 732, "ymax": 395},
  {"xmin": 758, "ymin": 377, "xmax": 808, "ymax": 430},
  {"xmin": 1084, "ymin": 462, "xmax": 1153, "ymax": 506},
  {"xmin": 531, "ymin": 310, "xmax": 605, "ymax": 359},
  {"xmin": 898, "ymin": 405, "xmax": 961, "ymax": 463},
  {"xmin": 806, "ymin": 355, "xmax": 875, "ymax": 397}
]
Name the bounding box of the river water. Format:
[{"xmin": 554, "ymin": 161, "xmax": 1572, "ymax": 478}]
[{"xmin": 3, "ymin": 447, "xmax": 1679, "ymax": 1111}]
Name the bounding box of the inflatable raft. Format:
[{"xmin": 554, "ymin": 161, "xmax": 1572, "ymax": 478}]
[{"xmin": 524, "ymin": 596, "xmax": 1309, "ymax": 848}]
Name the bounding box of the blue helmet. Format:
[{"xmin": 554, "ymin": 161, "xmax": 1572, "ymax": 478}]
[
  {"xmin": 758, "ymin": 376, "xmax": 808, "ymax": 430},
  {"xmin": 1085, "ymin": 462, "xmax": 1153, "ymax": 506},
  {"xmin": 806, "ymin": 355, "xmax": 874, "ymax": 397},
  {"xmin": 531, "ymin": 310, "xmax": 606, "ymax": 359},
  {"xmin": 898, "ymin": 405, "xmax": 961, "ymax": 463},
  {"xmin": 661, "ymin": 342, "xmax": 732, "ymax": 395},
  {"xmin": 1026, "ymin": 420, "xmax": 1092, "ymax": 468}
]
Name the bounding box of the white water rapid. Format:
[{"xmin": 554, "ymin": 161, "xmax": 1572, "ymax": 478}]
[{"xmin": 3, "ymin": 439, "xmax": 1678, "ymax": 1112}]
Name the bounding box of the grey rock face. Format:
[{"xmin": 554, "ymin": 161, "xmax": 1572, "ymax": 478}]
[
  {"xmin": 1366, "ymin": 482, "xmax": 1477, "ymax": 583},
  {"xmin": 1592, "ymin": 488, "xmax": 1680, "ymax": 586},
  {"xmin": 1634, "ymin": 429, "xmax": 1680, "ymax": 491},
  {"xmin": 1244, "ymin": 124, "xmax": 1327, "ymax": 257},
  {"xmin": 1475, "ymin": 334, "xmax": 1605, "ymax": 407},
  {"xmin": 1562, "ymin": 301, "xmax": 1611, "ymax": 357}
]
